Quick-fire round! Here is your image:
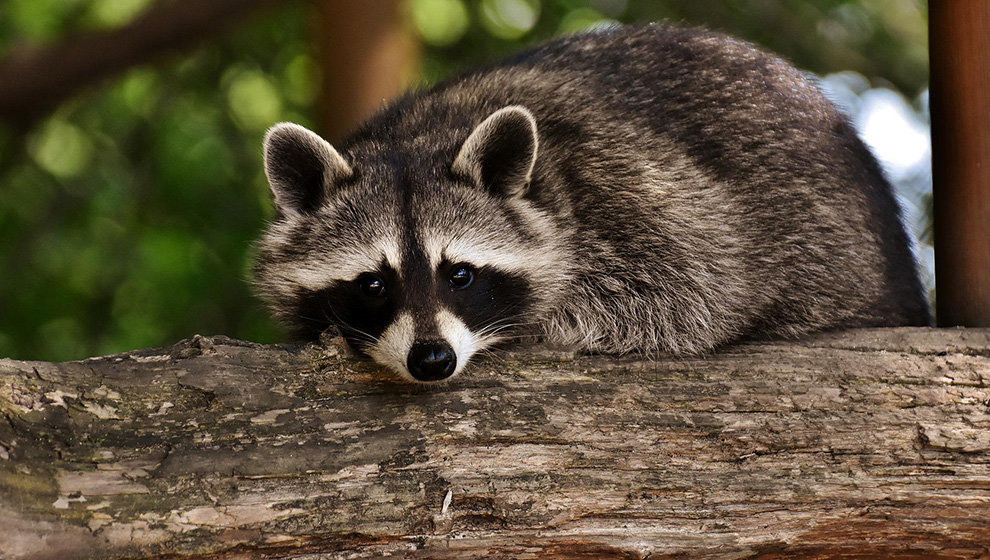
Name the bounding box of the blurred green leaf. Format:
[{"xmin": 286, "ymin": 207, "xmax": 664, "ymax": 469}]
[
  {"xmin": 412, "ymin": 0, "xmax": 471, "ymax": 46},
  {"xmin": 38, "ymin": 317, "xmax": 88, "ymax": 361},
  {"xmin": 225, "ymin": 68, "xmax": 285, "ymax": 131},
  {"xmin": 83, "ymin": 0, "xmax": 153, "ymax": 27},
  {"xmin": 480, "ymin": 0, "xmax": 541, "ymax": 39},
  {"xmin": 3, "ymin": 0, "xmax": 87, "ymax": 42},
  {"xmin": 29, "ymin": 118, "xmax": 95, "ymax": 179},
  {"xmin": 119, "ymin": 68, "xmax": 161, "ymax": 116},
  {"xmin": 283, "ymin": 54, "xmax": 319, "ymax": 106}
]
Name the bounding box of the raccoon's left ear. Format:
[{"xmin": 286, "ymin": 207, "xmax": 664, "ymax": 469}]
[
  {"xmin": 263, "ymin": 122, "xmax": 354, "ymax": 217},
  {"xmin": 452, "ymin": 105, "xmax": 538, "ymax": 198}
]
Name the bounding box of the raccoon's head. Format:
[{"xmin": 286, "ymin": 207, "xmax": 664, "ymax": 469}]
[{"xmin": 253, "ymin": 106, "xmax": 568, "ymax": 382}]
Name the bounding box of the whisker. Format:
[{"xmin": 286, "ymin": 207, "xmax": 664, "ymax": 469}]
[{"xmin": 318, "ymin": 300, "xmax": 381, "ymax": 346}]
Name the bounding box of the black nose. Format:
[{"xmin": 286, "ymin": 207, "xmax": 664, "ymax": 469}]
[{"xmin": 407, "ymin": 341, "xmax": 457, "ymax": 381}]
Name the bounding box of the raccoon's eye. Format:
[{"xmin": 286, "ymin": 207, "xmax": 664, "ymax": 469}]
[
  {"xmin": 449, "ymin": 264, "xmax": 474, "ymax": 290},
  {"xmin": 359, "ymin": 275, "xmax": 386, "ymax": 298}
]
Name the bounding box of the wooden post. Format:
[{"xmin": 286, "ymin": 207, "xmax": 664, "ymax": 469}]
[
  {"xmin": 930, "ymin": 2, "xmax": 990, "ymax": 326},
  {"xmin": 312, "ymin": 0, "xmax": 420, "ymax": 143}
]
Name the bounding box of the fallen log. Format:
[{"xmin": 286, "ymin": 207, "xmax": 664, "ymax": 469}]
[{"xmin": 1, "ymin": 328, "xmax": 989, "ymax": 559}]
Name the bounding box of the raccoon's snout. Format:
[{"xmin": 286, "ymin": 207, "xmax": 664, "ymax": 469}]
[{"xmin": 407, "ymin": 341, "xmax": 457, "ymax": 382}]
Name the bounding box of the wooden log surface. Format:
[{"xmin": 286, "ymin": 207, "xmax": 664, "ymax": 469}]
[{"xmin": 1, "ymin": 328, "xmax": 989, "ymax": 559}]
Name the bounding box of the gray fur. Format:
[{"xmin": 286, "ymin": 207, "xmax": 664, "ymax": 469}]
[{"xmin": 253, "ymin": 23, "xmax": 930, "ymax": 380}]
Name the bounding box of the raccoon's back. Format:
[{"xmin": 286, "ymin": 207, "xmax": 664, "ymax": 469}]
[{"xmin": 514, "ymin": 25, "xmax": 927, "ymax": 327}]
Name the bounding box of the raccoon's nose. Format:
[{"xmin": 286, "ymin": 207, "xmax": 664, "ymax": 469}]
[{"xmin": 407, "ymin": 341, "xmax": 457, "ymax": 382}]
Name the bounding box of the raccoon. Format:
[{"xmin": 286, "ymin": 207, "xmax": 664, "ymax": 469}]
[{"xmin": 253, "ymin": 23, "xmax": 930, "ymax": 383}]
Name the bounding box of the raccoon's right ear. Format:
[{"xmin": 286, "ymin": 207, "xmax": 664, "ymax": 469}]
[
  {"xmin": 263, "ymin": 122, "xmax": 354, "ymax": 217},
  {"xmin": 452, "ymin": 106, "xmax": 538, "ymax": 198}
]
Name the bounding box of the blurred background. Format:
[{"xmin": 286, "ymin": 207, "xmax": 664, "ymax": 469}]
[{"xmin": 0, "ymin": 0, "xmax": 931, "ymax": 361}]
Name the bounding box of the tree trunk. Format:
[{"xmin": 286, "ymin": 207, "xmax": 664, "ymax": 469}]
[
  {"xmin": 1, "ymin": 328, "xmax": 989, "ymax": 559},
  {"xmin": 312, "ymin": 0, "xmax": 420, "ymax": 143}
]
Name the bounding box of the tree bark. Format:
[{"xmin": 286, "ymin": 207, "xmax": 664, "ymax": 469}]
[
  {"xmin": 1, "ymin": 328, "xmax": 989, "ymax": 559},
  {"xmin": 0, "ymin": 0, "xmax": 285, "ymax": 127}
]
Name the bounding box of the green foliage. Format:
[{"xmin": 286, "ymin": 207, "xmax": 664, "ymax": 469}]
[
  {"xmin": 411, "ymin": 0, "xmax": 471, "ymax": 46},
  {"xmin": 0, "ymin": 0, "xmax": 928, "ymax": 360}
]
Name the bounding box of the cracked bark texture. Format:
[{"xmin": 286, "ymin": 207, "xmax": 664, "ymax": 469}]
[{"xmin": 1, "ymin": 328, "xmax": 989, "ymax": 559}]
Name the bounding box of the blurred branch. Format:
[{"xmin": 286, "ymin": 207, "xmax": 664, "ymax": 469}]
[{"xmin": 0, "ymin": 0, "xmax": 286, "ymax": 128}]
